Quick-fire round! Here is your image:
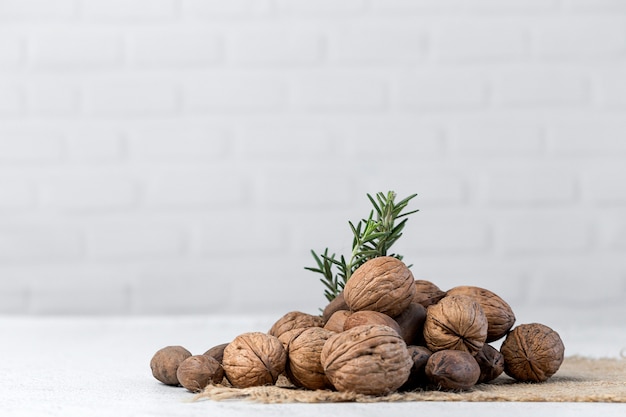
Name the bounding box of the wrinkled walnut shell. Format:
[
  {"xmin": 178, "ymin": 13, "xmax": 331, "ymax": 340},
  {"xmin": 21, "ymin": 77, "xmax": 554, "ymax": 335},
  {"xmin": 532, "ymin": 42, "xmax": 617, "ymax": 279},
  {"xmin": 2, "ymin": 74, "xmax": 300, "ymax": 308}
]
[
  {"xmin": 285, "ymin": 327, "xmax": 334, "ymax": 390},
  {"xmin": 222, "ymin": 332, "xmax": 286, "ymax": 388},
  {"xmin": 268, "ymin": 311, "xmax": 324, "ymax": 339},
  {"xmin": 323, "ymin": 310, "xmax": 352, "ymax": 333},
  {"xmin": 423, "ymin": 294, "xmax": 488, "ymax": 356},
  {"xmin": 500, "ymin": 323, "xmax": 565, "ymax": 383},
  {"xmin": 321, "ymin": 324, "xmax": 413, "ymax": 395},
  {"xmin": 343, "ymin": 310, "xmax": 401, "ymax": 335},
  {"xmin": 447, "ymin": 286, "xmax": 515, "ymax": 342},
  {"xmin": 344, "ymin": 257, "xmax": 416, "ymax": 317},
  {"xmin": 176, "ymin": 355, "xmax": 224, "ymax": 392},
  {"xmin": 150, "ymin": 345, "xmax": 192, "ymax": 386},
  {"xmin": 474, "ymin": 343, "xmax": 504, "ymax": 383},
  {"xmin": 413, "ymin": 280, "xmax": 447, "ymax": 308},
  {"xmin": 425, "ymin": 349, "xmax": 481, "ymax": 391}
]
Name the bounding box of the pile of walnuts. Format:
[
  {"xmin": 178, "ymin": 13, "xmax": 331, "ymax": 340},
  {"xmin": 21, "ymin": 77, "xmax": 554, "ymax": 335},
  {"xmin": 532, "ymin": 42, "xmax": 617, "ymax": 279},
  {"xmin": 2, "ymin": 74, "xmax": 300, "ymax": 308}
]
[{"xmin": 150, "ymin": 256, "xmax": 565, "ymax": 395}]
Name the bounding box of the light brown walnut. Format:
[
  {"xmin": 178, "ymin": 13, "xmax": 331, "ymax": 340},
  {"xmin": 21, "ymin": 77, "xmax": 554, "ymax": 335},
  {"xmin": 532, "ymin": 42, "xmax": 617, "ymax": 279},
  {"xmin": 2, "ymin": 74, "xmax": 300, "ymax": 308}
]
[
  {"xmin": 268, "ymin": 311, "xmax": 324, "ymax": 339},
  {"xmin": 222, "ymin": 332, "xmax": 286, "ymax": 388},
  {"xmin": 412, "ymin": 280, "xmax": 446, "ymax": 308},
  {"xmin": 285, "ymin": 327, "xmax": 334, "ymax": 390},
  {"xmin": 176, "ymin": 355, "xmax": 224, "ymax": 392},
  {"xmin": 343, "ymin": 310, "xmax": 401, "ymax": 335}
]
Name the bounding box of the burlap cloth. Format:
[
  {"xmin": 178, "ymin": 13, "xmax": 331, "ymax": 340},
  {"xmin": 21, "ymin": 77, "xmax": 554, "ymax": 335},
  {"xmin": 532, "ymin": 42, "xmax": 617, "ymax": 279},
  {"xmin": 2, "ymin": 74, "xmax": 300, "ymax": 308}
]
[{"xmin": 196, "ymin": 356, "xmax": 626, "ymax": 403}]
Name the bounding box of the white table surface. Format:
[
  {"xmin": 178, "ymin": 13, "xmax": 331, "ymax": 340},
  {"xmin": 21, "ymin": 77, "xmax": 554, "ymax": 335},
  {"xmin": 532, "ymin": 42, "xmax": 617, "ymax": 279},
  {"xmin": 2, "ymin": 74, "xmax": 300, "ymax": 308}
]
[{"xmin": 2, "ymin": 308, "xmax": 625, "ymax": 417}]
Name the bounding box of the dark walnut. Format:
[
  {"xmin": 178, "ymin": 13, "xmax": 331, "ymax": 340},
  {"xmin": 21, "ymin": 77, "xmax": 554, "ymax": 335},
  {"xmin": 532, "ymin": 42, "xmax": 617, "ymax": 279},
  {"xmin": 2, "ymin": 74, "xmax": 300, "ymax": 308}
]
[
  {"xmin": 446, "ymin": 286, "xmax": 515, "ymax": 342},
  {"xmin": 343, "ymin": 256, "xmax": 416, "ymax": 318},
  {"xmin": 268, "ymin": 311, "xmax": 324, "ymax": 339},
  {"xmin": 413, "ymin": 280, "xmax": 447, "ymax": 308},
  {"xmin": 203, "ymin": 343, "xmax": 229, "ymax": 364},
  {"xmin": 222, "ymin": 332, "xmax": 287, "ymax": 388},
  {"xmin": 323, "ymin": 310, "xmax": 352, "ymax": 333},
  {"xmin": 285, "ymin": 327, "xmax": 334, "ymax": 390},
  {"xmin": 474, "ymin": 343, "xmax": 504, "ymax": 383},
  {"xmin": 423, "ymin": 294, "xmax": 488, "ymax": 356},
  {"xmin": 176, "ymin": 355, "xmax": 224, "ymax": 392},
  {"xmin": 500, "ymin": 323, "xmax": 565, "ymax": 383},
  {"xmin": 394, "ymin": 302, "xmax": 427, "ymax": 346},
  {"xmin": 343, "ymin": 310, "xmax": 401, "ymax": 335},
  {"xmin": 400, "ymin": 345, "xmax": 432, "ymax": 391},
  {"xmin": 425, "ymin": 349, "xmax": 481, "ymax": 391},
  {"xmin": 321, "ymin": 324, "xmax": 413, "ymax": 396},
  {"xmin": 150, "ymin": 345, "xmax": 192, "ymax": 386},
  {"xmin": 322, "ymin": 292, "xmax": 349, "ymax": 323}
]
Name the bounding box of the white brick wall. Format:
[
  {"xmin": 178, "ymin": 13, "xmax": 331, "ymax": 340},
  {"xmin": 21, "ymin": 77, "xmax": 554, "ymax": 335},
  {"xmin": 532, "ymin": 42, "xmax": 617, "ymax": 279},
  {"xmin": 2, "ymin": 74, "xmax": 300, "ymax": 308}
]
[{"xmin": 1, "ymin": 0, "xmax": 625, "ymax": 316}]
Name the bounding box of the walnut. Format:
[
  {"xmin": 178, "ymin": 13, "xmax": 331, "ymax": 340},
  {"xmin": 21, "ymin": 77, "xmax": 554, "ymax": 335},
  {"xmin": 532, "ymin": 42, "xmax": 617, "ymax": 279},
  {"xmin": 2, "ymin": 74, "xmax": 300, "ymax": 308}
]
[
  {"xmin": 423, "ymin": 294, "xmax": 488, "ymax": 356},
  {"xmin": 394, "ymin": 302, "xmax": 427, "ymax": 345},
  {"xmin": 474, "ymin": 343, "xmax": 504, "ymax": 383},
  {"xmin": 176, "ymin": 355, "xmax": 224, "ymax": 392},
  {"xmin": 222, "ymin": 332, "xmax": 287, "ymax": 388},
  {"xmin": 425, "ymin": 349, "xmax": 481, "ymax": 391},
  {"xmin": 203, "ymin": 343, "xmax": 229, "ymax": 364},
  {"xmin": 322, "ymin": 292, "xmax": 349, "ymax": 322},
  {"xmin": 400, "ymin": 345, "xmax": 432, "ymax": 390},
  {"xmin": 285, "ymin": 327, "xmax": 334, "ymax": 390},
  {"xmin": 343, "ymin": 310, "xmax": 401, "ymax": 335},
  {"xmin": 268, "ymin": 311, "xmax": 324, "ymax": 339},
  {"xmin": 323, "ymin": 310, "xmax": 352, "ymax": 333},
  {"xmin": 343, "ymin": 257, "xmax": 416, "ymax": 317},
  {"xmin": 446, "ymin": 286, "xmax": 515, "ymax": 342},
  {"xmin": 321, "ymin": 324, "xmax": 413, "ymax": 395},
  {"xmin": 277, "ymin": 327, "xmax": 308, "ymax": 350},
  {"xmin": 150, "ymin": 345, "xmax": 191, "ymax": 386},
  {"xmin": 413, "ymin": 280, "xmax": 446, "ymax": 308},
  {"xmin": 500, "ymin": 323, "xmax": 565, "ymax": 383}
]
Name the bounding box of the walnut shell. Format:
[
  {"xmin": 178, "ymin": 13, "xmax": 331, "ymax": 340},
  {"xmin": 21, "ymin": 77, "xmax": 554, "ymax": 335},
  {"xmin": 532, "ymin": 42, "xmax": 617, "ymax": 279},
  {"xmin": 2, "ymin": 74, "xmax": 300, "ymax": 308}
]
[
  {"xmin": 394, "ymin": 302, "xmax": 427, "ymax": 345},
  {"xmin": 222, "ymin": 332, "xmax": 286, "ymax": 388},
  {"xmin": 176, "ymin": 355, "xmax": 224, "ymax": 392},
  {"xmin": 425, "ymin": 349, "xmax": 481, "ymax": 391},
  {"xmin": 500, "ymin": 323, "xmax": 565, "ymax": 383},
  {"xmin": 344, "ymin": 257, "xmax": 416, "ymax": 318},
  {"xmin": 474, "ymin": 343, "xmax": 504, "ymax": 383},
  {"xmin": 446, "ymin": 286, "xmax": 515, "ymax": 342},
  {"xmin": 413, "ymin": 280, "xmax": 447, "ymax": 308},
  {"xmin": 423, "ymin": 294, "xmax": 488, "ymax": 356},
  {"xmin": 150, "ymin": 345, "xmax": 191, "ymax": 386},
  {"xmin": 285, "ymin": 327, "xmax": 334, "ymax": 390},
  {"xmin": 343, "ymin": 310, "xmax": 401, "ymax": 335},
  {"xmin": 268, "ymin": 311, "xmax": 324, "ymax": 339},
  {"xmin": 203, "ymin": 343, "xmax": 229, "ymax": 364},
  {"xmin": 322, "ymin": 292, "xmax": 349, "ymax": 322},
  {"xmin": 401, "ymin": 345, "xmax": 432, "ymax": 390},
  {"xmin": 321, "ymin": 324, "xmax": 413, "ymax": 396},
  {"xmin": 323, "ymin": 310, "xmax": 352, "ymax": 333}
]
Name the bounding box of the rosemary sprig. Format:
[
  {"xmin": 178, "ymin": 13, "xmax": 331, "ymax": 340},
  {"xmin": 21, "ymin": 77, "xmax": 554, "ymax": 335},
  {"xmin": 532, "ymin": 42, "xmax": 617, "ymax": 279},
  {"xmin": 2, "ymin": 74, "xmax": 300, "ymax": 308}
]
[{"xmin": 305, "ymin": 191, "xmax": 418, "ymax": 303}]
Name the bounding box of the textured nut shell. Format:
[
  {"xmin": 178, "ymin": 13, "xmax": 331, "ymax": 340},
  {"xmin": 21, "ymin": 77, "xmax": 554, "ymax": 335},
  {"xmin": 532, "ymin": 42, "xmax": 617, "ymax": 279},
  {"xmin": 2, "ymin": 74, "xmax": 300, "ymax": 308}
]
[
  {"xmin": 343, "ymin": 310, "xmax": 401, "ymax": 335},
  {"xmin": 447, "ymin": 286, "xmax": 516, "ymax": 342},
  {"xmin": 321, "ymin": 324, "xmax": 413, "ymax": 396},
  {"xmin": 425, "ymin": 349, "xmax": 481, "ymax": 391},
  {"xmin": 277, "ymin": 327, "xmax": 308, "ymax": 350},
  {"xmin": 268, "ymin": 311, "xmax": 324, "ymax": 339},
  {"xmin": 344, "ymin": 257, "xmax": 416, "ymax": 317},
  {"xmin": 474, "ymin": 343, "xmax": 504, "ymax": 383},
  {"xmin": 150, "ymin": 345, "xmax": 191, "ymax": 386},
  {"xmin": 322, "ymin": 292, "xmax": 349, "ymax": 323},
  {"xmin": 394, "ymin": 302, "xmax": 427, "ymax": 345},
  {"xmin": 401, "ymin": 345, "xmax": 432, "ymax": 390},
  {"xmin": 413, "ymin": 280, "xmax": 447, "ymax": 308},
  {"xmin": 323, "ymin": 310, "xmax": 352, "ymax": 333},
  {"xmin": 176, "ymin": 355, "xmax": 224, "ymax": 392},
  {"xmin": 222, "ymin": 332, "xmax": 286, "ymax": 388},
  {"xmin": 500, "ymin": 323, "xmax": 565, "ymax": 383},
  {"xmin": 203, "ymin": 343, "xmax": 229, "ymax": 364},
  {"xmin": 423, "ymin": 295, "xmax": 488, "ymax": 356},
  {"xmin": 285, "ymin": 327, "xmax": 334, "ymax": 390}
]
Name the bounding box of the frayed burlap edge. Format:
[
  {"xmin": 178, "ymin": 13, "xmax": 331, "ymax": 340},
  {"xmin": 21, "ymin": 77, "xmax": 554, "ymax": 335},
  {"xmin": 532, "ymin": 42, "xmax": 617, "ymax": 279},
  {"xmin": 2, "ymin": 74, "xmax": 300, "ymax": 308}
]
[{"xmin": 194, "ymin": 356, "xmax": 626, "ymax": 404}]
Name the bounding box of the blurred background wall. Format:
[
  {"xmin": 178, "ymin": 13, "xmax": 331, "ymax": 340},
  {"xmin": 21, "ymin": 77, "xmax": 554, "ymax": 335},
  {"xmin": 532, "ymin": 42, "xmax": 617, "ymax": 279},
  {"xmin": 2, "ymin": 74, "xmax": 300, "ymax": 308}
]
[{"xmin": 1, "ymin": 0, "xmax": 625, "ymax": 316}]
